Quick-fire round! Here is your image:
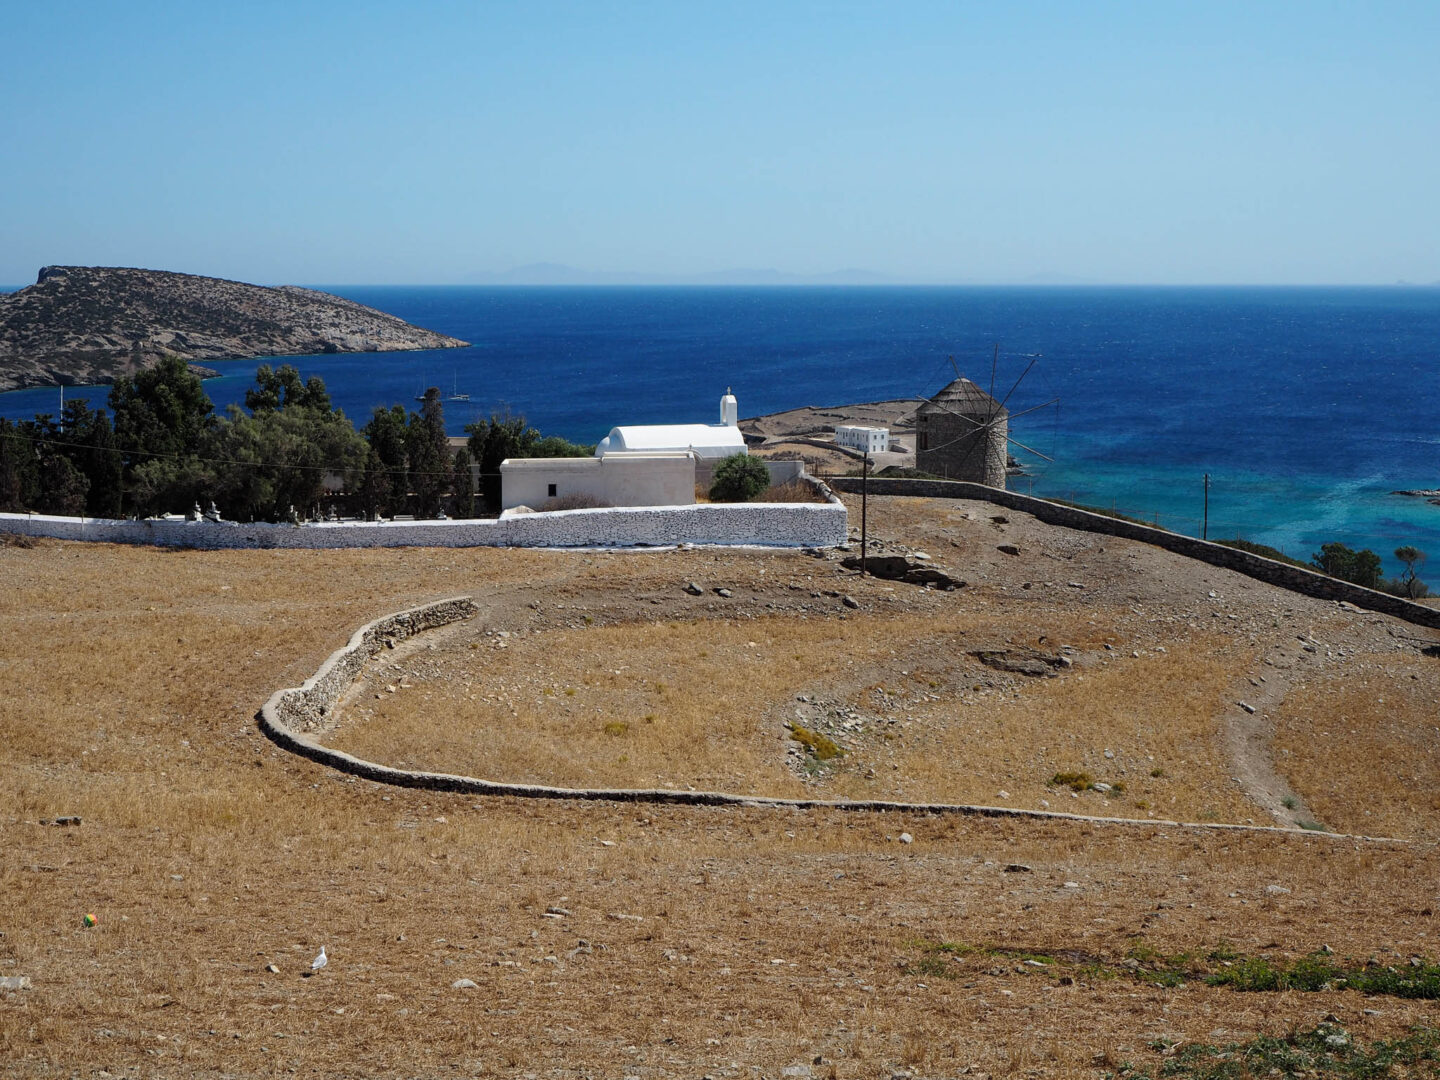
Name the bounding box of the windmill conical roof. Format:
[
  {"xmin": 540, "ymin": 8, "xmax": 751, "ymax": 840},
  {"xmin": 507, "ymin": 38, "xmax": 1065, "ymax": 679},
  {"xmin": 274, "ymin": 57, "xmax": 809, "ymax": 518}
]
[{"xmin": 919, "ymin": 377, "xmax": 1008, "ymax": 418}]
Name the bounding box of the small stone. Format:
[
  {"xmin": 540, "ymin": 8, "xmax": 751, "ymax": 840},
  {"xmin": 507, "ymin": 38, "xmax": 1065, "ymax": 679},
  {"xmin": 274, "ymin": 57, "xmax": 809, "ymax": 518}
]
[
  {"xmin": 842, "ymin": 595, "xmax": 860, "ymax": 609},
  {"xmin": 1063, "ymin": 881, "xmax": 1080, "ymax": 889},
  {"xmin": 997, "ymin": 790, "xmax": 1010, "ymax": 799},
  {"xmin": 997, "ymin": 544, "xmax": 1021, "ymax": 557},
  {"xmin": 1004, "ymin": 863, "xmax": 1032, "ymax": 873},
  {"xmin": 1091, "ymin": 782, "xmax": 1112, "ymax": 793},
  {"xmin": 1265, "ymin": 884, "xmax": 1291, "ymax": 896},
  {"xmin": 265, "ymin": 964, "xmax": 279, "ymax": 974},
  {"xmin": 451, "ymin": 979, "xmax": 479, "ymax": 990},
  {"xmin": 1238, "ymin": 701, "xmax": 1257, "ymax": 714},
  {"xmin": 715, "ymin": 588, "xmax": 733, "ymax": 598},
  {"xmin": 0, "ymin": 976, "xmax": 32, "ymax": 991},
  {"xmin": 546, "ymin": 906, "xmax": 572, "ymax": 917},
  {"xmin": 683, "ymin": 582, "xmax": 704, "ymax": 596}
]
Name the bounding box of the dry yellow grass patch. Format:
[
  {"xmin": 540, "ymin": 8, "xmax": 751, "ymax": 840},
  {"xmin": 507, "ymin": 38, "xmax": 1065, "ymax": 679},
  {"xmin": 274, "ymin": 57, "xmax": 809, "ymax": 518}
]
[
  {"xmin": 3, "ymin": 516, "xmax": 1438, "ymax": 1079},
  {"xmin": 1273, "ymin": 649, "xmax": 1440, "ymax": 840},
  {"xmin": 330, "ymin": 605, "xmax": 1260, "ymax": 824}
]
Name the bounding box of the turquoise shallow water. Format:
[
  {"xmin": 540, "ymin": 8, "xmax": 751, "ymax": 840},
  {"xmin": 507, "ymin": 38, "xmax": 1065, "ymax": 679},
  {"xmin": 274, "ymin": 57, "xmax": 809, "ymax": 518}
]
[{"xmin": 3, "ymin": 285, "xmax": 1438, "ymax": 575}]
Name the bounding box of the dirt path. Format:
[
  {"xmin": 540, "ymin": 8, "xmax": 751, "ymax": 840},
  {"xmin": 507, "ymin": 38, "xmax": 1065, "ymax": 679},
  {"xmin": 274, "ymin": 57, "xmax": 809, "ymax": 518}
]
[{"xmin": 1220, "ymin": 658, "xmax": 1315, "ymax": 829}]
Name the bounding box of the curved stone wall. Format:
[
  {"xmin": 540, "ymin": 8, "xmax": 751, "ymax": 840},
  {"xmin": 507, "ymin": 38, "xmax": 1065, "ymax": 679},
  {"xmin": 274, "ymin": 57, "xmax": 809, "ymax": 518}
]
[
  {"xmin": 829, "ymin": 477, "xmax": 1440, "ymax": 631},
  {"xmin": 258, "ymin": 598, "xmax": 1400, "ymax": 841}
]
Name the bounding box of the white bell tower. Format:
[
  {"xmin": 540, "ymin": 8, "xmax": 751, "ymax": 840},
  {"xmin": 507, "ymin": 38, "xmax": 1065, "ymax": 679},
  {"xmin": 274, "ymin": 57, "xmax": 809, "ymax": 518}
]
[{"xmin": 720, "ymin": 387, "xmax": 738, "ymax": 427}]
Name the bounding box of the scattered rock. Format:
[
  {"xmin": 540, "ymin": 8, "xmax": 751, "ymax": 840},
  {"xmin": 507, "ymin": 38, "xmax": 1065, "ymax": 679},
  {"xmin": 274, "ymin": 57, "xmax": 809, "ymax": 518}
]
[
  {"xmin": 714, "ymin": 588, "xmax": 733, "ymax": 598},
  {"xmin": 265, "ymin": 964, "xmax": 280, "ymax": 974},
  {"xmin": 1004, "ymin": 863, "xmax": 1032, "ymax": 873},
  {"xmin": 1265, "ymin": 885, "xmax": 1291, "ymax": 896},
  {"xmin": 842, "ymin": 595, "xmax": 860, "ymax": 609},
  {"xmin": 970, "ymin": 648, "xmax": 1066, "ymax": 678},
  {"xmin": 1238, "ymin": 701, "xmax": 1257, "ymax": 714},
  {"xmin": 451, "ymin": 979, "xmax": 479, "ymax": 990},
  {"xmin": 997, "ymin": 544, "xmax": 1021, "ymax": 556},
  {"xmin": 840, "ymin": 554, "xmax": 964, "ymax": 589},
  {"xmin": 683, "ymin": 581, "xmax": 704, "ymax": 596},
  {"xmin": 898, "ymin": 832, "xmax": 913, "ymax": 844},
  {"xmin": 0, "ymin": 976, "xmax": 32, "ymax": 991}
]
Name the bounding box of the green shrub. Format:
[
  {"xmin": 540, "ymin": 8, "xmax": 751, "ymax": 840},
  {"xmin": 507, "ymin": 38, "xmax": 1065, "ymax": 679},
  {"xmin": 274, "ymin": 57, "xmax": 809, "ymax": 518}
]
[
  {"xmin": 1050, "ymin": 770, "xmax": 1095, "ymax": 791},
  {"xmin": 790, "ymin": 723, "xmax": 843, "ymax": 761},
  {"xmin": 709, "ymin": 453, "xmax": 770, "ymax": 502}
]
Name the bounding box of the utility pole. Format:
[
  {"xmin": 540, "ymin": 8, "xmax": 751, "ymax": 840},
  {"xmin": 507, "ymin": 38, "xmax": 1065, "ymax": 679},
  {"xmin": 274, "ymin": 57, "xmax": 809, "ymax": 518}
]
[
  {"xmin": 860, "ymin": 452, "xmax": 869, "ymax": 575},
  {"xmin": 1202, "ymin": 473, "xmax": 1210, "ymax": 540}
]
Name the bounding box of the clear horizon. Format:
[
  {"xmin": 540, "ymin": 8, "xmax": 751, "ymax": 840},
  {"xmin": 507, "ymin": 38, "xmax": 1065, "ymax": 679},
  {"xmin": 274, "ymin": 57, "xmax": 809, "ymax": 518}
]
[{"xmin": 4, "ymin": 2, "xmax": 1438, "ymax": 287}]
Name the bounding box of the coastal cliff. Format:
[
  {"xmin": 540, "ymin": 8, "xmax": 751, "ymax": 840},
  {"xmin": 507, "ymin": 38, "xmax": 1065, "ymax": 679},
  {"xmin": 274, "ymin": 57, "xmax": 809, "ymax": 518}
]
[{"xmin": 0, "ymin": 266, "xmax": 470, "ymax": 392}]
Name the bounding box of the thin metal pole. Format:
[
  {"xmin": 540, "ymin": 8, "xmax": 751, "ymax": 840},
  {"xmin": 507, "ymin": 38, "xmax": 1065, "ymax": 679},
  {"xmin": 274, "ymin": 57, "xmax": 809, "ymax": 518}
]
[
  {"xmin": 1203, "ymin": 473, "xmax": 1209, "ymax": 540},
  {"xmin": 860, "ymin": 453, "xmax": 869, "ymax": 575}
]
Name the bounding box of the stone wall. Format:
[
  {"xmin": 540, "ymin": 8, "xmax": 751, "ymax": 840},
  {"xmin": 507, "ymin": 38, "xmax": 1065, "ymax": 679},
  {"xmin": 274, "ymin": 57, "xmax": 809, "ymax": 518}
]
[
  {"xmin": 829, "ymin": 476, "xmax": 1440, "ymax": 630},
  {"xmin": 0, "ymin": 486, "xmax": 847, "ymax": 551},
  {"xmin": 257, "ymin": 597, "xmax": 1396, "ymax": 841}
]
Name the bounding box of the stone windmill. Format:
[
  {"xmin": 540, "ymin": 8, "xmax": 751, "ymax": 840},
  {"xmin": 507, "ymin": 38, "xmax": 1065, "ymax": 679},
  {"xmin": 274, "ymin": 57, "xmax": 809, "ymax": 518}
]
[{"xmin": 912, "ymin": 351, "xmax": 1055, "ymax": 489}]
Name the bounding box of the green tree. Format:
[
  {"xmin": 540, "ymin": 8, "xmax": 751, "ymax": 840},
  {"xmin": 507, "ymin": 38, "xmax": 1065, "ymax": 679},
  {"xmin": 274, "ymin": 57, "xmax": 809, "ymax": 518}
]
[
  {"xmin": 709, "ymin": 453, "xmax": 770, "ymax": 502},
  {"xmin": 363, "ymin": 405, "xmax": 410, "ymax": 516},
  {"xmin": 0, "ymin": 418, "xmax": 37, "ymax": 511},
  {"xmin": 405, "ymin": 388, "xmax": 450, "ymax": 517},
  {"xmin": 206, "ymin": 368, "xmax": 367, "ymax": 521},
  {"xmin": 450, "ymin": 447, "xmax": 475, "ymax": 518},
  {"xmin": 57, "ymin": 399, "xmax": 123, "ymax": 517},
  {"xmin": 244, "ymin": 363, "xmax": 332, "ymax": 413},
  {"xmin": 466, "ymin": 411, "xmax": 539, "ymax": 511},
  {"xmin": 1311, "ymin": 541, "xmax": 1382, "ymax": 590},
  {"xmin": 1395, "ymin": 545, "xmax": 1428, "ymax": 598},
  {"xmin": 35, "ymin": 451, "xmax": 89, "ymax": 515},
  {"xmin": 108, "ymin": 355, "xmax": 215, "ymax": 515}
]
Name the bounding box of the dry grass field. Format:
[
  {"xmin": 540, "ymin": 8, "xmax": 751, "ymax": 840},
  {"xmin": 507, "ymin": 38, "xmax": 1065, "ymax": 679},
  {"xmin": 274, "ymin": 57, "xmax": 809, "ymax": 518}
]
[{"xmin": 4, "ymin": 495, "xmax": 1440, "ymax": 1079}]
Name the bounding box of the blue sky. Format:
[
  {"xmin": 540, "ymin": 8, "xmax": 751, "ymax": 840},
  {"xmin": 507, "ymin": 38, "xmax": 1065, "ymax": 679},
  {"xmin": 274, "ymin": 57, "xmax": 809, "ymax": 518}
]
[{"xmin": 2, "ymin": 1, "xmax": 1437, "ymax": 285}]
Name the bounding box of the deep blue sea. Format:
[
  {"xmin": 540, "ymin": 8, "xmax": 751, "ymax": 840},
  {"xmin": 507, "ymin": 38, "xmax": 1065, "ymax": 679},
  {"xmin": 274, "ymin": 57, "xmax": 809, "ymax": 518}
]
[{"xmin": 3, "ymin": 285, "xmax": 1438, "ymax": 574}]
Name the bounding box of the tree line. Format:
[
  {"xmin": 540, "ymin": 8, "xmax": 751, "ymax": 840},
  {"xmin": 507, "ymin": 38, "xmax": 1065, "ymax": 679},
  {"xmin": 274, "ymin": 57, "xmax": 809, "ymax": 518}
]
[{"xmin": 0, "ymin": 357, "xmax": 590, "ymax": 521}]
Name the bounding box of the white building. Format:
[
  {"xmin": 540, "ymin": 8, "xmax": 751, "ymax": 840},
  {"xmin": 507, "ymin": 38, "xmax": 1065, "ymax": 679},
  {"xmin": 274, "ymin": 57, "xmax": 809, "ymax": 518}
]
[
  {"xmin": 499, "ymin": 451, "xmax": 696, "ymax": 511},
  {"xmin": 834, "ymin": 424, "xmax": 890, "ymax": 454},
  {"xmin": 594, "ymin": 389, "xmax": 746, "ymax": 461},
  {"xmin": 500, "ymin": 389, "xmax": 748, "ymax": 511}
]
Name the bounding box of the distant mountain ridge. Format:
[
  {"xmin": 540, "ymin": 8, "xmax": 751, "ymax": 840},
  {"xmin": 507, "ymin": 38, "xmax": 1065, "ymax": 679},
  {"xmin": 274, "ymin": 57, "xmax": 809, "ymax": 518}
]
[
  {"xmin": 0, "ymin": 266, "xmax": 469, "ymax": 392},
  {"xmin": 464, "ymin": 263, "xmax": 897, "ymax": 286}
]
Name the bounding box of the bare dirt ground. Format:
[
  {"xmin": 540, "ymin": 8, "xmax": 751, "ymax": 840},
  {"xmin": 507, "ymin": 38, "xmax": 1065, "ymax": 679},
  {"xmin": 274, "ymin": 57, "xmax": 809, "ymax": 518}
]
[{"xmin": 4, "ymin": 495, "xmax": 1440, "ymax": 1079}]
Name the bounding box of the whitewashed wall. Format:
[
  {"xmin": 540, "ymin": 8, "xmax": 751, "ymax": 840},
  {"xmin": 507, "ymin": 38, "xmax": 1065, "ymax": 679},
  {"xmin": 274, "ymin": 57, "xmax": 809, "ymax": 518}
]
[{"xmin": 0, "ymin": 497, "xmax": 846, "ymax": 551}]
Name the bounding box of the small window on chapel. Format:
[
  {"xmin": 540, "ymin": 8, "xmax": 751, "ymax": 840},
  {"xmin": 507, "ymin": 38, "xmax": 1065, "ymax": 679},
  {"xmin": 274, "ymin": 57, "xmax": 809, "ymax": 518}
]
[{"xmin": 548, "ymin": 484, "xmax": 557, "ymax": 497}]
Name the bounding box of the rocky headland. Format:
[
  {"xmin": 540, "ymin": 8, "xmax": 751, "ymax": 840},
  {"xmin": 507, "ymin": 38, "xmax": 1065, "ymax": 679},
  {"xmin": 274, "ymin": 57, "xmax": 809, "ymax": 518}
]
[{"xmin": 0, "ymin": 266, "xmax": 469, "ymax": 392}]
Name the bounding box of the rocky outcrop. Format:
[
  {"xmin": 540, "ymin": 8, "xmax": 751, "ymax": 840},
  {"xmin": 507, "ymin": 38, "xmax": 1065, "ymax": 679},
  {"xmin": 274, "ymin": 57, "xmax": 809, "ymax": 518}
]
[{"xmin": 0, "ymin": 266, "xmax": 469, "ymax": 391}]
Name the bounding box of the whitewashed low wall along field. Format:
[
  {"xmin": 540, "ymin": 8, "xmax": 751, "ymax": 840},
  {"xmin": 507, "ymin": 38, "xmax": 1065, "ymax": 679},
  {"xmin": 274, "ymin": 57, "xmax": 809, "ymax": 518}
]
[{"xmin": 0, "ymin": 493, "xmax": 847, "ymax": 551}]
